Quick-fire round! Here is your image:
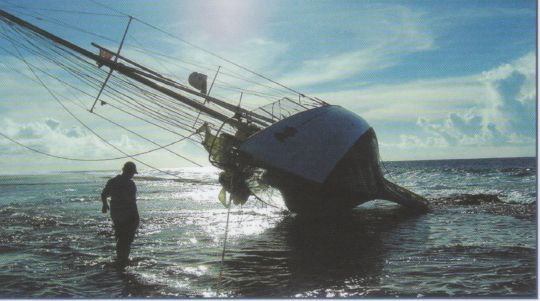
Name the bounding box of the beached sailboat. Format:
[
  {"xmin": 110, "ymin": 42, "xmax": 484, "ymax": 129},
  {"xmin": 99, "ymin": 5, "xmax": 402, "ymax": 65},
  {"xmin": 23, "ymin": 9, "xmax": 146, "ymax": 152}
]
[{"xmin": 0, "ymin": 8, "xmax": 428, "ymax": 214}]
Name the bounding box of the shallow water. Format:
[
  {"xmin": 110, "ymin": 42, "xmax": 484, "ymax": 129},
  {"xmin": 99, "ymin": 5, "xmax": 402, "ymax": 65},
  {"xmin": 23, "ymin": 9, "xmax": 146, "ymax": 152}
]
[{"xmin": 0, "ymin": 157, "xmax": 536, "ymax": 297}]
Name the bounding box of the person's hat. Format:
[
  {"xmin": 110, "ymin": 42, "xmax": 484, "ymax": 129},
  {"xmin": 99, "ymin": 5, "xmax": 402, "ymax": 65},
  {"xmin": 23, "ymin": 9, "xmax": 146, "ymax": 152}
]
[{"xmin": 123, "ymin": 161, "xmax": 138, "ymax": 174}]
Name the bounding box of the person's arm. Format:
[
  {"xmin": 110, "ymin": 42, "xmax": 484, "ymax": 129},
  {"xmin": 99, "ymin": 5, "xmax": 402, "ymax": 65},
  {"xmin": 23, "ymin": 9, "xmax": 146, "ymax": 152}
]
[
  {"xmin": 132, "ymin": 181, "xmax": 137, "ymax": 202},
  {"xmin": 101, "ymin": 181, "xmax": 111, "ymax": 213}
]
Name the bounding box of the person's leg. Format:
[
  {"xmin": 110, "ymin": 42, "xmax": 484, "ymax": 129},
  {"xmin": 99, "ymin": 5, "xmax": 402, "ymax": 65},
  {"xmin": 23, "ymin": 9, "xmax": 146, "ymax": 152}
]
[
  {"xmin": 116, "ymin": 239, "xmax": 130, "ymax": 264},
  {"xmin": 113, "ymin": 222, "xmax": 131, "ymax": 264},
  {"xmin": 114, "ymin": 217, "xmax": 139, "ymax": 264},
  {"xmin": 123, "ymin": 216, "xmax": 140, "ymax": 261}
]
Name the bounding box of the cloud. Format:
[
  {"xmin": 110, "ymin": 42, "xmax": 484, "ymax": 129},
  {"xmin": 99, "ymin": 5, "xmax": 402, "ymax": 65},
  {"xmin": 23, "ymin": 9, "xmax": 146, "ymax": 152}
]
[
  {"xmin": 318, "ymin": 52, "xmax": 535, "ymax": 146},
  {"xmin": 0, "ymin": 118, "xmax": 142, "ymax": 158},
  {"xmin": 342, "ymin": 51, "xmax": 536, "ymax": 153},
  {"xmin": 411, "ymin": 113, "xmax": 507, "ymax": 148},
  {"xmin": 65, "ymin": 127, "xmax": 84, "ymax": 138},
  {"xmin": 45, "ymin": 118, "xmax": 60, "ymax": 130},
  {"xmin": 277, "ymin": 48, "xmax": 394, "ymax": 88},
  {"xmin": 397, "ymin": 133, "xmax": 448, "ymax": 149},
  {"xmin": 0, "ymin": 116, "xmax": 210, "ymax": 173},
  {"xmin": 480, "ymin": 52, "xmax": 536, "ymax": 136},
  {"xmin": 317, "ymin": 75, "xmax": 484, "ymax": 122},
  {"xmin": 449, "ymin": 113, "xmax": 482, "ymax": 136},
  {"xmin": 277, "ymin": 5, "xmax": 435, "ymax": 88}
]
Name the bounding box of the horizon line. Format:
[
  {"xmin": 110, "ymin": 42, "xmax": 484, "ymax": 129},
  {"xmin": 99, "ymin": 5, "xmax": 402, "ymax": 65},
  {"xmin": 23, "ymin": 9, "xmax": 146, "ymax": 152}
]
[{"xmin": 0, "ymin": 156, "xmax": 535, "ymax": 176}]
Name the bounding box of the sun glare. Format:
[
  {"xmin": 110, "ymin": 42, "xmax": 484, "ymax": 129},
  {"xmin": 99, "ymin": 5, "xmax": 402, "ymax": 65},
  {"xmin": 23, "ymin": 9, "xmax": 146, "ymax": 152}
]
[{"xmin": 189, "ymin": 0, "xmax": 263, "ymax": 43}]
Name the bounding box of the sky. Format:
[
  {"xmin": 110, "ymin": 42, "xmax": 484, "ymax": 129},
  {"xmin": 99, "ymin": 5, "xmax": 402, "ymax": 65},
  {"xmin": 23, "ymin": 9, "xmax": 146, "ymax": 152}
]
[{"xmin": 0, "ymin": 0, "xmax": 537, "ymax": 174}]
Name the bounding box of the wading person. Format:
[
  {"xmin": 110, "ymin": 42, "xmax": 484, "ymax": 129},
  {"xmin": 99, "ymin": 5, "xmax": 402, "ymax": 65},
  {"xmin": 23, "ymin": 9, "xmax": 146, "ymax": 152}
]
[{"xmin": 101, "ymin": 161, "xmax": 140, "ymax": 266}]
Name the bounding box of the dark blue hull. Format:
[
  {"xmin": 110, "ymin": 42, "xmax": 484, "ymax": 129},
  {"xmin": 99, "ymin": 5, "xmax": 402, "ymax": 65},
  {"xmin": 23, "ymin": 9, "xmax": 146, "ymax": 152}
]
[{"xmin": 239, "ymin": 106, "xmax": 429, "ymax": 214}]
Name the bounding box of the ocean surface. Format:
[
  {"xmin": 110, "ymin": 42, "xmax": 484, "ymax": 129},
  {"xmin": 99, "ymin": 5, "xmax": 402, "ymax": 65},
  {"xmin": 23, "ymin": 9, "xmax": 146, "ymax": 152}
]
[{"xmin": 0, "ymin": 157, "xmax": 536, "ymax": 297}]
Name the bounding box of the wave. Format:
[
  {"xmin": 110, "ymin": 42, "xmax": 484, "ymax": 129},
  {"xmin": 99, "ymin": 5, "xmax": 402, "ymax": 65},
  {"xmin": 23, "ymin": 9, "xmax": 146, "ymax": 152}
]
[
  {"xmin": 387, "ymin": 163, "xmax": 535, "ymax": 177},
  {"xmin": 429, "ymin": 193, "xmax": 535, "ymax": 220},
  {"xmin": 139, "ymin": 176, "xmax": 217, "ymax": 184},
  {"xmin": 0, "ymin": 181, "xmax": 93, "ymax": 186},
  {"xmin": 431, "ymin": 193, "xmax": 504, "ymax": 205},
  {"xmin": 423, "ymin": 245, "xmax": 535, "ymax": 259},
  {"xmin": 101, "ymin": 176, "xmax": 217, "ymax": 185}
]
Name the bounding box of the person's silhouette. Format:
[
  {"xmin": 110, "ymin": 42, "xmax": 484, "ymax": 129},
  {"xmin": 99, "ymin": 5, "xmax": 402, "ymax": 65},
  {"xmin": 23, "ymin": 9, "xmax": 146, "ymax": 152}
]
[{"xmin": 101, "ymin": 162, "xmax": 140, "ymax": 265}]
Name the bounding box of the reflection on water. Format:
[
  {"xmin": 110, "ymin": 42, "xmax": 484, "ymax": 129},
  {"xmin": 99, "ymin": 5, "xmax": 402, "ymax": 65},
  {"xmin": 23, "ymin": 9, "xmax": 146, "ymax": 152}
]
[{"xmin": 219, "ymin": 207, "xmax": 428, "ymax": 297}]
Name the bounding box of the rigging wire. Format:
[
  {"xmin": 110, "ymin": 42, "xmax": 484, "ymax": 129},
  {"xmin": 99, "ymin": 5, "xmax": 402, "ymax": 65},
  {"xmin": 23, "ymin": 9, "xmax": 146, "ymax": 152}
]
[
  {"xmin": 110, "ymin": 36, "xmax": 294, "ymax": 110},
  {"xmin": 4, "ymin": 5, "xmax": 311, "ymax": 114},
  {"xmin": 3, "ymin": 5, "xmax": 308, "ymax": 110},
  {"xmin": 217, "ymin": 186, "xmax": 233, "ymax": 294},
  {"xmin": 5, "ymin": 30, "xmax": 204, "ymax": 177},
  {"xmin": 0, "ymin": 23, "xmax": 217, "ymax": 137},
  {"xmin": 0, "ymin": 30, "xmax": 205, "ymax": 144},
  {"xmin": 250, "ymin": 192, "xmax": 281, "ymax": 210},
  {"xmin": 119, "ymin": 40, "xmax": 295, "ymax": 100},
  {"xmin": 0, "ymin": 31, "xmax": 203, "ymax": 166},
  {"xmin": 0, "ymin": 39, "xmax": 209, "ymax": 168},
  {"xmin": 91, "ymin": 110, "xmax": 201, "ymax": 166},
  {"xmin": 0, "ymin": 129, "xmax": 198, "ymax": 162},
  {"xmin": 0, "ymin": 0, "xmax": 125, "ymax": 17},
  {"xmin": 8, "ymin": 5, "xmax": 223, "ymax": 77},
  {"xmin": 127, "ymin": 32, "xmax": 185, "ymax": 81},
  {"xmin": 2, "ymin": 6, "xmax": 123, "ymax": 45},
  {"xmin": 87, "ymin": 0, "xmax": 324, "ymax": 104}
]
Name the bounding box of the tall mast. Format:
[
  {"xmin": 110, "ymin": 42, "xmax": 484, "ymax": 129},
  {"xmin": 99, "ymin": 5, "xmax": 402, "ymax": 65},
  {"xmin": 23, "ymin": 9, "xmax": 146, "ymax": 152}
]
[
  {"xmin": 0, "ymin": 9, "xmax": 248, "ymax": 131},
  {"xmin": 91, "ymin": 43, "xmax": 276, "ymax": 126}
]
